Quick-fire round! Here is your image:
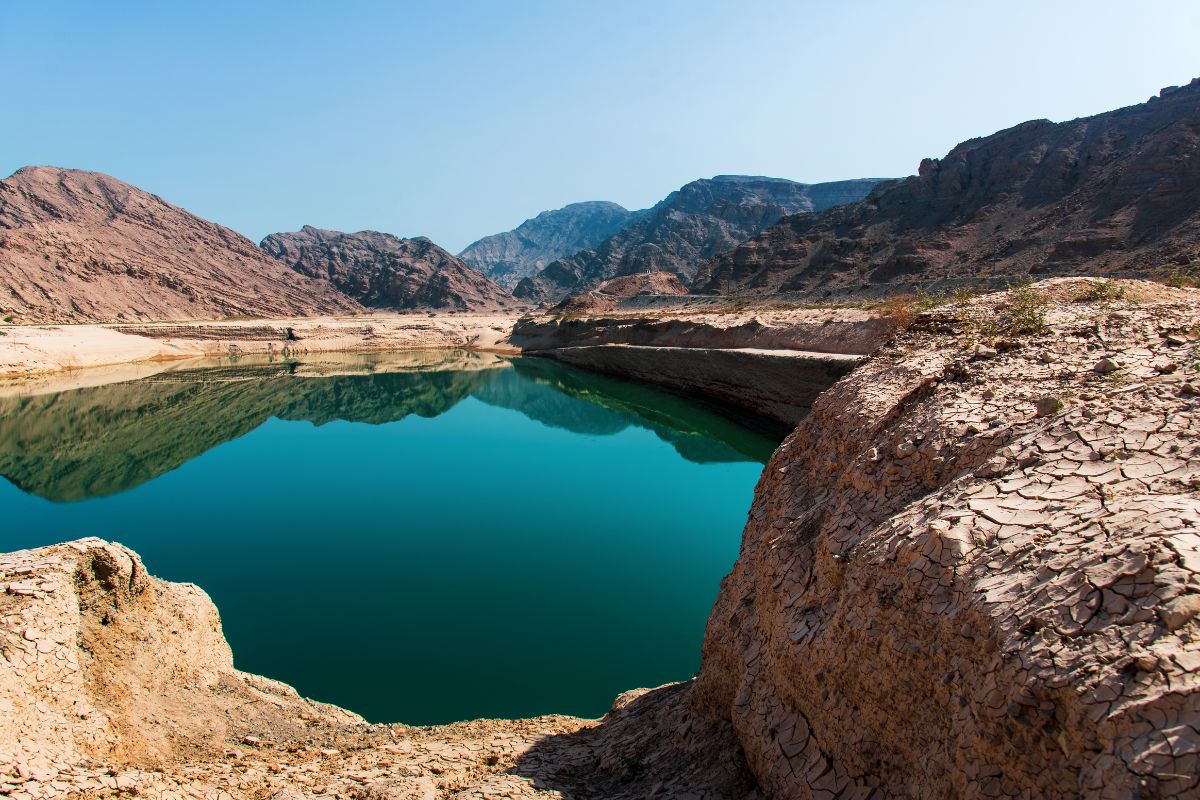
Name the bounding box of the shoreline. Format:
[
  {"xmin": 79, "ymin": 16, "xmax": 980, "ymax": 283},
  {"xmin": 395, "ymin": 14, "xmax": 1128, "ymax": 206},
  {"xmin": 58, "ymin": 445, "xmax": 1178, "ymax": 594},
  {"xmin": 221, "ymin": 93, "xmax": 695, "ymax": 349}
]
[{"xmin": 0, "ymin": 312, "xmax": 524, "ymax": 381}]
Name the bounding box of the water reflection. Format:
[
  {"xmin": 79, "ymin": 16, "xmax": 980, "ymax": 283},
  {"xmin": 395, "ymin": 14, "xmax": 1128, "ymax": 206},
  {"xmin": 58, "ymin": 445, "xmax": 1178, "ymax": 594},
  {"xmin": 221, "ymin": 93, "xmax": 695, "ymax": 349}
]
[{"xmin": 0, "ymin": 351, "xmax": 775, "ymax": 502}]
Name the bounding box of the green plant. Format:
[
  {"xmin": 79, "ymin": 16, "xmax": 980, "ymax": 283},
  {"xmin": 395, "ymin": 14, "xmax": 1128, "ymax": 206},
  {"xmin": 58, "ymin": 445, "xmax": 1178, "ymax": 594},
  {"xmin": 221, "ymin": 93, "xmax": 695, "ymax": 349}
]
[
  {"xmin": 950, "ymin": 285, "xmax": 981, "ymax": 304},
  {"xmin": 960, "ymin": 304, "xmax": 1000, "ymax": 347},
  {"xmin": 1163, "ymin": 258, "xmax": 1200, "ymax": 288},
  {"xmin": 1076, "ymin": 280, "xmax": 1126, "ymax": 305},
  {"xmin": 1005, "ymin": 277, "xmax": 1047, "ymax": 334}
]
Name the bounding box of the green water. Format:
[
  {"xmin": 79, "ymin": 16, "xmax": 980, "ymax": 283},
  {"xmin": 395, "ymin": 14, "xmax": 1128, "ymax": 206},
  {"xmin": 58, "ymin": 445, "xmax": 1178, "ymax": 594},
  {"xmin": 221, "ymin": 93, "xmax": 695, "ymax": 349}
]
[{"xmin": 0, "ymin": 352, "xmax": 776, "ymax": 725}]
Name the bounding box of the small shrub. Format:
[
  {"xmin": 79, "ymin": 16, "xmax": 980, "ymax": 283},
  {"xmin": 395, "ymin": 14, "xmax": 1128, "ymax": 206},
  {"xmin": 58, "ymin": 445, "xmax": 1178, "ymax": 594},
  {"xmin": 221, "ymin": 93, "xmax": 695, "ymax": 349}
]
[
  {"xmin": 1006, "ymin": 277, "xmax": 1047, "ymax": 334},
  {"xmin": 1076, "ymin": 280, "xmax": 1126, "ymax": 305},
  {"xmin": 961, "ymin": 304, "xmax": 1000, "ymax": 347},
  {"xmin": 880, "ymin": 294, "xmax": 919, "ymax": 329},
  {"xmin": 1165, "ymin": 263, "xmax": 1200, "ymax": 289},
  {"xmin": 950, "ymin": 285, "xmax": 981, "ymax": 304}
]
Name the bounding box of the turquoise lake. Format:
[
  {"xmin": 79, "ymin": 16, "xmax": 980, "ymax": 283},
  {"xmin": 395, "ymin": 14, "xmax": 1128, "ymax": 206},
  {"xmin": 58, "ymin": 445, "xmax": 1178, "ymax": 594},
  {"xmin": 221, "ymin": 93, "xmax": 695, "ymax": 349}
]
[{"xmin": 0, "ymin": 351, "xmax": 776, "ymax": 725}]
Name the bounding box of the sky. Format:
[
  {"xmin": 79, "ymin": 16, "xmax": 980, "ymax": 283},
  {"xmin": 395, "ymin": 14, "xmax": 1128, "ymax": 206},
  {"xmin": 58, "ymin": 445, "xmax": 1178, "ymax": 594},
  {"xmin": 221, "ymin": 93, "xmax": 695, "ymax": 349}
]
[{"xmin": 2, "ymin": 1, "xmax": 1198, "ymax": 253}]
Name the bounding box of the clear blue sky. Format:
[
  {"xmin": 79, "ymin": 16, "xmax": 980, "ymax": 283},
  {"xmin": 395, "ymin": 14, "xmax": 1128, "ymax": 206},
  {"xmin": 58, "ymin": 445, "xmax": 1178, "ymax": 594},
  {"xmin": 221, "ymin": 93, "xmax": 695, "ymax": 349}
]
[{"xmin": 3, "ymin": 1, "xmax": 1197, "ymax": 252}]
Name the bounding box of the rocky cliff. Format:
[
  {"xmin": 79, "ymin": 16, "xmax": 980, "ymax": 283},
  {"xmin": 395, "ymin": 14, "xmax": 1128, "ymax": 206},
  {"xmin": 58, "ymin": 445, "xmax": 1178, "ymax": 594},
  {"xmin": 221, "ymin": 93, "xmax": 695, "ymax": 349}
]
[
  {"xmin": 0, "ymin": 167, "xmax": 363, "ymax": 323},
  {"xmin": 514, "ymin": 176, "xmax": 882, "ymax": 304},
  {"xmin": 693, "ymin": 279, "xmax": 1200, "ymax": 798},
  {"xmin": 553, "ymin": 271, "xmax": 689, "ymax": 314},
  {"xmin": 694, "ymin": 80, "xmax": 1200, "ymax": 297},
  {"xmin": 459, "ymin": 201, "xmax": 640, "ymax": 290},
  {"xmin": 261, "ymin": 225, "xmax": 520, "ymax": 312}
]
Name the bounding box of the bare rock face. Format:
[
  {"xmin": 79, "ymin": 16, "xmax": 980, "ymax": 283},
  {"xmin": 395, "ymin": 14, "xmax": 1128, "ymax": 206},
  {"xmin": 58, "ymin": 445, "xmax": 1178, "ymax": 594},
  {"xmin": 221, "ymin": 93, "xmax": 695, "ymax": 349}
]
[
  {"xmin": 515, "ymin": 176, "xmax": 882, "ymax": 304},
  {"xmin": 261, "ymin": 225, "xmax": 520, "ymax": 312},
  {"xmin": 693, "ymin": 279, "xmax": 1200, "ymax": 798},
  {"xmin": 459, "ymin": 201, "xmax": 639, "ymax": 290},
  {"xmin": 693, "ymin": 79, "xmax": 1200, "ymax": 297},
  {"xmin": 0, "ymin": 167, "xmax": 363, "ymax": 323},
  {"xmin": 554, "ymin": 271, "xmax": 688, "ymax": 314}
]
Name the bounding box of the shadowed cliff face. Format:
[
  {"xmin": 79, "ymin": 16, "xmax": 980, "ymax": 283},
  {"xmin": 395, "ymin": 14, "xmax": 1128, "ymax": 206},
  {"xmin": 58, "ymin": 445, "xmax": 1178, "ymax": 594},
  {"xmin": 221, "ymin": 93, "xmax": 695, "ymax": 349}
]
[
  {"xmin": 514, "ymin": 176, "xmax": 883, "ymax": 304},
  {"xmin": 260, "ymin": 225, "xmax": 519, "ymax": 311},
  {"xmin": 0, "ymin": 353, "xmax": 774, "ymax": 502},
  {"xmin": 459, "ymin": 201, "xmax": 641, "ymax": 290},
  {"xmin": 693, "ymin": 79, "xmax": 1200, "ymax": 297}
]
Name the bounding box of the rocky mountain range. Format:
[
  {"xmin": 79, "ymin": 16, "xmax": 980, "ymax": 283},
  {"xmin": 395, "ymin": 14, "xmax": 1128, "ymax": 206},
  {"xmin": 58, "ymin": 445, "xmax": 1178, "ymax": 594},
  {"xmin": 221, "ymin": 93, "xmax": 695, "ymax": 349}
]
[
  {"xmin": 458, "ymin": 201, "xmax": 641, "ymax": 290},
  {"xmin": 260, "ymin": 226, "xmax": 519, "ymax": 311},
  {"xmin": 0, "ymin": 167, "xmax": 362, "ymax": 323},
  {"xmin": 693, "ymin": 79, "xmax": 1200, "ymax": 296},
  {"xmin": 514, "ymin": 175, "xmax": 882, "ymax": 304}
]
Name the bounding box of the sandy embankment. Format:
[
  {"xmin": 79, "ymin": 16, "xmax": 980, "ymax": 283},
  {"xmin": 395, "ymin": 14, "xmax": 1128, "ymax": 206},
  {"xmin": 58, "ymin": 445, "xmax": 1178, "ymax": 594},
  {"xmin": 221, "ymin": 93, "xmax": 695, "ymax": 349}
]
[{"xmin": 0, "ymin": 312, "xmax": 522, "ymax": 381}]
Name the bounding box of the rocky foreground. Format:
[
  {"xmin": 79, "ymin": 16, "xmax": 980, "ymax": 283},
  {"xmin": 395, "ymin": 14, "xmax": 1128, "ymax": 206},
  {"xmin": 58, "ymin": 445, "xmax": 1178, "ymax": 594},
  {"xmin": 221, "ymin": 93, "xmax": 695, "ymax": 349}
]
[{"xmin": 1, "ymin": 279, "xmax": 1198, "ymax": 799}]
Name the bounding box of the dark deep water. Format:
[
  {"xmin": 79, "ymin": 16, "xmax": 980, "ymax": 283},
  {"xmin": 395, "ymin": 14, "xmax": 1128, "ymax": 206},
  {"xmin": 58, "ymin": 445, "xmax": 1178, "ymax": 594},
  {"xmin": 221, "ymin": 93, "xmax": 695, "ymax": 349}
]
[{"xmin": 0, "ymin": 351, "xmax": 776, "ymax": 724}]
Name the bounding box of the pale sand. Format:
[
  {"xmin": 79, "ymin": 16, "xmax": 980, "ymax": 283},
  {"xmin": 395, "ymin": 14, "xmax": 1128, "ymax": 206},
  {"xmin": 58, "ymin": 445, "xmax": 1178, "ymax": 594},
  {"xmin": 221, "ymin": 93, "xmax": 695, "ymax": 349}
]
[{"xmin": 0, "ymin": 312, "xmax": 523, "ymax": 381}]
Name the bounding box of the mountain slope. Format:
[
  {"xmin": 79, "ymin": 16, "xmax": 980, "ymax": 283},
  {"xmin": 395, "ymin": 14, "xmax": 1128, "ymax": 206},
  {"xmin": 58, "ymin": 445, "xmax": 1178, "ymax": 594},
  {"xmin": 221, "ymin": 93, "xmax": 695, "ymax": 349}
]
[
  {"xmin": 0, "ymin": 167, "xmax": 363, "ymax": 323},
  {"xmin": 694, "ymin": 79, "xmax": 1200, "ymax": 296},
  {"xmin": 514, "ymin": 176, "xmax": 882, "ymax": 304},
  {"xmin": 261, "ymin": 225, "xmax": 520, "ymax": 311},
  {"xmin": 459, "ymin": 201, "xmax": 640, "ymax": 290}
]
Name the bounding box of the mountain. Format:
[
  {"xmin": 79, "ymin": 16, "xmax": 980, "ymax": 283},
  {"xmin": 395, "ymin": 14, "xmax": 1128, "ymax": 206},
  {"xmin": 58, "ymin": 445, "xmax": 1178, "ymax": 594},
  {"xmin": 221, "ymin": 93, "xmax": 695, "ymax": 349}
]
[
  {"xmin": 260, "ymin": 225, "xmax": 520, "ymax": 311},
  {"xmin": 459, "ymin": 201, "xmax": 640, "ymax": 290},
  {"xmin": 513, "ymin": 175, "xmax": 883, "ymax": 304},
  {"xmin": 0, "ymin": 167, "xmax": 362, "ymax": 323},
  {"xmin": 693, "ymin": 79, "xmax": 1200, "ymax": 296}
]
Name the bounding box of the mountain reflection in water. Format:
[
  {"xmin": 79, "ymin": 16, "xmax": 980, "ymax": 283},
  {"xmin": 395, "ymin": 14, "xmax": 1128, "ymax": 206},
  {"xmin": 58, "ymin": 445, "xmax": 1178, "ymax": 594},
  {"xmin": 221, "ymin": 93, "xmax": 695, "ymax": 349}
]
[{"xmin": 0, "ymin": 351, "xmax": 776, "ymax": 503}]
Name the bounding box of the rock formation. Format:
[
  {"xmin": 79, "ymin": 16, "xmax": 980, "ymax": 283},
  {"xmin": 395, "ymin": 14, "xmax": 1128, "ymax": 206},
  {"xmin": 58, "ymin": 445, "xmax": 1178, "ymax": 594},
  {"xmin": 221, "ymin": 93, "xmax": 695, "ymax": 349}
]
[
  {"xmin": 261, "ymin": 226, "xmax": 520, "ymax": 312},
  {"xmin": 0, "ymin": 167, "xmax": 362, "ymax": 323},
  {"xmin": 693, "ymin": 279, "xmax": 1200, "ymax": 798},
  {"xmin": 694, "ymin": 80, "xmax": 1200, "ymax": 297},
  {"xmin": 514, "ymin": 176, "xmax": 882, "ymax": 304},
  {"xmin": 459, "ymin": 201, "xmax": 640, "ymax": 290},
  {"xmin": 554, "ymin": 271, "xmax": 688, "ymax": 314}
]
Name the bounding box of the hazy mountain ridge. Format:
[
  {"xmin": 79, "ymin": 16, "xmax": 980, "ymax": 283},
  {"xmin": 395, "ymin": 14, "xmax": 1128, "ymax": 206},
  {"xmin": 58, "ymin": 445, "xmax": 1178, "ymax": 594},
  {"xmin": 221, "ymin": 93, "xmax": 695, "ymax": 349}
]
[
  {"xmin": 459, "ymin": 201, "xmax": 641, "ymax": 290},
  {"xmin": 0, "ymin": 167, "xmax": 362, "ymax": 323},
  {"xmin": 261, "ymin": 225, "xmax": 520, "ymax": 311},
  {"xmin": 693, "ymin": 79, "xmax": 1200, "ymax": 295},
  {"xmin": 513, "ymin": 175, "xmax": 883, "ymax": 304}
]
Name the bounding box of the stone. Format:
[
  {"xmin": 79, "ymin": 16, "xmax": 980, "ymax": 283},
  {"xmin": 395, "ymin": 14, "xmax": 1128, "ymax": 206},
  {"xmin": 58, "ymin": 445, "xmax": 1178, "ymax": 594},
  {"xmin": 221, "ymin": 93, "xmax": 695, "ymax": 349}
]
[
  {"xmin": 974, "ymin": 345, "xmax": 998, "ymax": 359},
  {"xmin": 1161, "ymin": 595, "xmax": 1200, "ymax": 631},
  {"xmin": 1094, "ymin": 357, "xmax": 1119, "ymax": 374},
  {"xmin": 1035, "ymin": 397, "xmax": 1064, "ymax": 417}
]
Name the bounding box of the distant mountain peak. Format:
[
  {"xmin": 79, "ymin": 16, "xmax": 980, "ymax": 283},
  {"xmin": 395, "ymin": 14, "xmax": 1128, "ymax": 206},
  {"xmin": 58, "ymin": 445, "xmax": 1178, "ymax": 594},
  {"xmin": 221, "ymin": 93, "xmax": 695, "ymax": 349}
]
[
  {"xmin": 459, "ymin": 200, "xmax": 639, "ymax": 290},
  {"xmin": 512, "ymin": 175, "xmax": 885, "ymax": 304}
]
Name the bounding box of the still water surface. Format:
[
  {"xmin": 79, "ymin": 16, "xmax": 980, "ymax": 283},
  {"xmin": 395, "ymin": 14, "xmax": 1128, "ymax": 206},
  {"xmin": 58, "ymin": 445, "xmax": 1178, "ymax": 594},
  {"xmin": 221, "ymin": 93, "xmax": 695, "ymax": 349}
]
[{"xmin": 0, "ymin": 351, "xmax": 776, "ymax": 724}]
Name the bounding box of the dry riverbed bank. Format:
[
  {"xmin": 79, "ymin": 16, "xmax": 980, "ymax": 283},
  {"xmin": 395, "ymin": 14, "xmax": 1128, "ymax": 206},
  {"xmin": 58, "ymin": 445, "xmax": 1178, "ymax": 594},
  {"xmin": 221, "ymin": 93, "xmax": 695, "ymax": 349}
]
[{"xmin": 0, "ymin": 313, "xmax": 522, "ymax": 381}]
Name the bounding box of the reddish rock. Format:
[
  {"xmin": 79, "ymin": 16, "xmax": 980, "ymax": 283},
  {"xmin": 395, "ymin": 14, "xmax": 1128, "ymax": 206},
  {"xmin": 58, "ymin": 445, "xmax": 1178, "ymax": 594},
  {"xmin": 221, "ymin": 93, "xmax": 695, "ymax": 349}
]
[{"xmin": 0, "ymin": 167, "xmax": 362, "ymax": 323}]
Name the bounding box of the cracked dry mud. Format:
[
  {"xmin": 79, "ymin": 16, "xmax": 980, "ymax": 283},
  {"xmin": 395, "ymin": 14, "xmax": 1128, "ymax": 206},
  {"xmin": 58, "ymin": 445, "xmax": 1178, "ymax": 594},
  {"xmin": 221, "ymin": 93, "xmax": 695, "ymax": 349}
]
[
  {"xmin": 1, "ymin": 278, "xmax": 1198, "ymax": 799},
  {"xmin": 695, "ymin": 279, "xmax": 1200, "ymax": 799}
]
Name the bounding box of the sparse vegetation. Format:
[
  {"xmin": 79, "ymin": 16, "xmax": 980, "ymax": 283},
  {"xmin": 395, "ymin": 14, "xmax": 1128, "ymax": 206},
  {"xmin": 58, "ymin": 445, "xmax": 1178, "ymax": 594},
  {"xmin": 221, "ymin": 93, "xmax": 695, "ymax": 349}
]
[
  {"xmin": 1076, "ymin": 280, "xmax": 1126, "ymax": 305},
  {"xmin": 879, "ymin": 294, "xmax": 919, "ymax": 329},
  {"xmin": 1165, "ymin": 261, "xmax": 1200, "ymax": 289},
  {"xmin": 1005, "ymin": 277, "xmax": 1047, "ymax": 334}
]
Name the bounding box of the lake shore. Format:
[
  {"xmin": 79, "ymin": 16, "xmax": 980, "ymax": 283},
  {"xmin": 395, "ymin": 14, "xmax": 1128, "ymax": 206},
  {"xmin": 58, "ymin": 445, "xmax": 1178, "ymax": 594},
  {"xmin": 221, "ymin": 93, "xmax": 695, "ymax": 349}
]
[{"xmin": 0, "ymin": 312, "xmax": 524, "ymax": 381}]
